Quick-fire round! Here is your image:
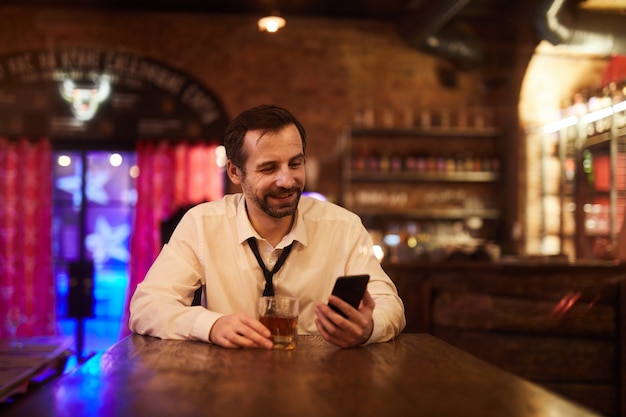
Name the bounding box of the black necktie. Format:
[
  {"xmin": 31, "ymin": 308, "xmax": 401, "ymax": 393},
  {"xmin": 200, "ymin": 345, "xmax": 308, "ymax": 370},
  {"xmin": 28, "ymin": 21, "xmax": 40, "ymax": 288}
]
[{"xmin": 247, "ymin": 237, "xmax": 294, "ymax": 296}]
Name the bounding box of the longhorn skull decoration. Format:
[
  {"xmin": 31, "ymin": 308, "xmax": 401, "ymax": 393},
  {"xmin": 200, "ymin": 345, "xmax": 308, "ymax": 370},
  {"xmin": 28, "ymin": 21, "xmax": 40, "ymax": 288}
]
[{"xmin": 60, "ymin": 75, "xmax": 111, "ymax": 121}]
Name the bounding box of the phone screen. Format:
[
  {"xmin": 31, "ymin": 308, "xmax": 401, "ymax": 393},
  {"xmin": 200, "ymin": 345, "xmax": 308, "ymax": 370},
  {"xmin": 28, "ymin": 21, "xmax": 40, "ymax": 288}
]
[{"xmin": 328, "ymin": 274, "xmax": 370, "ymax": 318}]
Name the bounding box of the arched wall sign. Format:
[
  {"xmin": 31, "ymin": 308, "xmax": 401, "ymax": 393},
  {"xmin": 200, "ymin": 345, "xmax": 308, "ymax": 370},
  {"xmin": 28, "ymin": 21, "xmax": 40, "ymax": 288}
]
[{"xmin": 0, "ymin": 48, "xmax": 229, "ymax": 148}]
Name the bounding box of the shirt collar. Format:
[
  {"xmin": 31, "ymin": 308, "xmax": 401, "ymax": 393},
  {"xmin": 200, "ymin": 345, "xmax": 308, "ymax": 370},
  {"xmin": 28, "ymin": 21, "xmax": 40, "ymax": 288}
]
[{"xmin": 235, "ymin": 194, "xmax": 308, "ymax": 249}]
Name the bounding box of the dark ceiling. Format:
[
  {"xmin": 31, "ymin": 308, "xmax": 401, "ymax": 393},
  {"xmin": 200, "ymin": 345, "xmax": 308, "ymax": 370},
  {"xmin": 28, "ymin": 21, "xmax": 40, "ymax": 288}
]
[
  {"xmin": 14, "ymin": 0, "xmax": 626, "ymax": 74},
  {"xmin": 7, "ymin": 0, "xmax": 529, "ymax": 72},
  {"xmin": 6, "ymin": 0, "xmax": 516, "ymax": 20}
]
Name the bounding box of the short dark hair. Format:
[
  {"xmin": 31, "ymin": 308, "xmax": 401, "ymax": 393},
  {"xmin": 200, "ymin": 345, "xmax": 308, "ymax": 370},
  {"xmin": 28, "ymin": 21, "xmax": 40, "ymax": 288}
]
[{"xmin": 224, "ymin": 104, "xmax": 307, "ymax": 171}]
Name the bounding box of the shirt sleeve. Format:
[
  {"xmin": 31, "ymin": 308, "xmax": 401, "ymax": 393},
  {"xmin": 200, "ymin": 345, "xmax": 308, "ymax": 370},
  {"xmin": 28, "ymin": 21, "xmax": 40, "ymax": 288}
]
[
  {"xmin": 345, "ymin": 218, "xmax": 407, "ymax": 344},
  {"xmin": 128, "ymin": 214, "xmax": 221, "ymax": 342}
]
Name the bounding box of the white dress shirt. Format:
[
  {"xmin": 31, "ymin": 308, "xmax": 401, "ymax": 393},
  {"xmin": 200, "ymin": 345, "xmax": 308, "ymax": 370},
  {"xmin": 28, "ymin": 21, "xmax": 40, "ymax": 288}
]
[{"xmin": 129, "ymin": 194, "xmax": 406, "ymax": 344}]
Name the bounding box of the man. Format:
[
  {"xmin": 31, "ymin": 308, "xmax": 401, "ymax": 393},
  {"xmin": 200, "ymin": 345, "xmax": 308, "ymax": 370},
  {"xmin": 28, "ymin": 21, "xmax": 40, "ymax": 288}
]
[{"xmin": 129, "ymin": 104, "xmax": 405, "ymax": 348}]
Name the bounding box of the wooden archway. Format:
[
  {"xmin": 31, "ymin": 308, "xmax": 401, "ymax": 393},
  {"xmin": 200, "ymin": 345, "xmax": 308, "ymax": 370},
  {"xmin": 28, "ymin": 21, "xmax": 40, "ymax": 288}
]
[{"xmin": 0, "ymin": 48, "xmax": 229, "ymax": 148}]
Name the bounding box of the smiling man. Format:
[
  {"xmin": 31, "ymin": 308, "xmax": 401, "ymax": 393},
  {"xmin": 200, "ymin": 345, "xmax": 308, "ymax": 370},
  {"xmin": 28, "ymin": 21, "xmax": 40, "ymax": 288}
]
[{"xmin": 129, "ymin": 104, "xmax": 406, "ymax": 348}]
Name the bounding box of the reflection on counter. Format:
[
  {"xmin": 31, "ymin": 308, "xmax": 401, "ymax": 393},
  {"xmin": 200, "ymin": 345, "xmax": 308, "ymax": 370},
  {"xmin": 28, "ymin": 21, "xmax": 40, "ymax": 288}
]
[{"xmin": 369, "ymin": 219, "xmax": 500, "ymax": 263}]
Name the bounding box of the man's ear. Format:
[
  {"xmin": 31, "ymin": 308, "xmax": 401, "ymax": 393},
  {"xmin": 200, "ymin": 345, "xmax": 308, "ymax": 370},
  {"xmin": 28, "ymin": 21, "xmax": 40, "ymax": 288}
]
[{"xmin": 226, "ymin": 160, "xmax": 242, "ymax": 185}]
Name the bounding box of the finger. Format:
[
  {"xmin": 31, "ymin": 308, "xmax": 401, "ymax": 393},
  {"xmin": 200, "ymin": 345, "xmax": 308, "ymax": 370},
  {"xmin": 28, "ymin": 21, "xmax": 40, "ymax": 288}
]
[
  {"xmin": 327, "ymin": 297, "xmax": 369, "ymax": 332},
  {"xmin": 316, "ymin": 301, "xmax": 345, "ymax": 326},
  {"xmin": 317, "ymin": 301, "xmax": 361, "ymax": 331},
  {"xmin": 212, "ymin": 314, "xmax": 273, "ymax": 349},
  {"xmin": 360, "ymin": 290, "xmax": 376, "ymax": 310},
  {"xmin": 230, "ymin": 331, "xmax": 267, "ymax": 348},
  {"xmin": 319, "ymin": 299, "xmax": 372, "ymax": 346},
  {"xmin": 212, "ymin": 332, "xmax": 244, "ymax": 348},
  {"xmin": 315, "ymin": 303, "xmax": 359, "ymax": 346},
  {"xmin": 327, "ymin": 295, "xmax": 358, "ymax": 320},
  {"xmin": 219, "ymin": 327, "xmax": 270, "ymax": 349},
  {"xmin": 315, "ymin": 318, "xmax": 352, "ymax": 348},
  {"xmin": 234, "ymin": 316, "xmax": 274, "ymax": 349},
  {"xmin": 239, "ymin": 314, "xmax": 272, "ymax": 338}
]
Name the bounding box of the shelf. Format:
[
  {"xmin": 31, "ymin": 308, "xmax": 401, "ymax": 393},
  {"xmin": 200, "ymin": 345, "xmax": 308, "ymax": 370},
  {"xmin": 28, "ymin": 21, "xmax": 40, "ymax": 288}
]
[
  {"xmin": 582, "ymin": 190, "xmax": 611, "ymax": 196},
  {"xmin": 341, "ymin": 120, "xmax": 504, "ymax": 246},
  {"xmin": 581, "ymin": 189, "xmax": 626, "ymax": 197},
  {"xmin": 350, "ymin": 126, "xmax": 501, "ymax": 138},
  {"xmin": 542, "ymin": 98, "xmax": 626, "ymax": 259},
  {"xmin": 347, "ymin": 171, "xmax": 500, "ymax": 183},
  {"xmin": 584, "ymin": 132, "xmax": 612, "ymax": 148},
  {"xmin": 349, "ymin": 208, "xmax": 500, "ymax": 220},
  {"xmin": 583, "ymin": 231, "xmax": 610, "ymax": 238}
]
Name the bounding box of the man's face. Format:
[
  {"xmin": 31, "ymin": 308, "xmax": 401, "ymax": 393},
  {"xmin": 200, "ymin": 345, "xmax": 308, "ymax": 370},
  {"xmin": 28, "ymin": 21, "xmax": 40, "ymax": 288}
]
[{"xmin": 230, "ymin": 124, "xmax": 306, "ymax": 220}]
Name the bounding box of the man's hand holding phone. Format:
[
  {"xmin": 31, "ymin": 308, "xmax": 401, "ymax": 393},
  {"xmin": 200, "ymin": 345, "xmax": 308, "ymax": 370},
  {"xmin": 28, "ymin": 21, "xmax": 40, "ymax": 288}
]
[{"xmin": 314, "ymin": 275, "xmax": 375, "ymax": 348}]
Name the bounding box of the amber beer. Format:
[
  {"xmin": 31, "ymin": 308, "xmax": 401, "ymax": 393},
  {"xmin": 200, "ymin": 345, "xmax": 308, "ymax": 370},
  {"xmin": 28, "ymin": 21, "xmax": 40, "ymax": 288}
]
[
  {"xmin": 259, "ymin": 315, "xmax": 298, "ymax": 349},
  {"xmin": 258, "ymin": 296, "xmax": 298, "ymax": 350}
]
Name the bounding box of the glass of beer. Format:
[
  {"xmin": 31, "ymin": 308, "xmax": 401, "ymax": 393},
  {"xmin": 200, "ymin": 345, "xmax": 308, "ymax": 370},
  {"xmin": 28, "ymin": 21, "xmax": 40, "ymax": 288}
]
[{"xmin": 258, "ymin": 296, "xmax": 298, "ymax": 350}]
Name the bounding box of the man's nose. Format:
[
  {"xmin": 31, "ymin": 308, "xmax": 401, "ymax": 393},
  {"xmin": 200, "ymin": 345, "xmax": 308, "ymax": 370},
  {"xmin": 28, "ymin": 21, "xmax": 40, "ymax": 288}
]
[{"xmin": 276, "ymin": 166, "xmax": 295, "ymax": 187}]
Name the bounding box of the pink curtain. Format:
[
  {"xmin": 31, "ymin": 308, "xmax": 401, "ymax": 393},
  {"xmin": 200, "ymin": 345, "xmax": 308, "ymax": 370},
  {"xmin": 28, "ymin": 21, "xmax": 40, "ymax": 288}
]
[
  {"xmin": 0, "ymin": 137, "xmax": 54, "ymax": 338},
  {"xmin": 120, "ymin": 140, "xmax": 224, "ymax": 337}
]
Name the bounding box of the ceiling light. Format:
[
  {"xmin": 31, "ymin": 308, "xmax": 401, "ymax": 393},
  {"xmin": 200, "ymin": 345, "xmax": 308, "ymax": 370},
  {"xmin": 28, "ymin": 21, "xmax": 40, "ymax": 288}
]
[{"xmin": 258, "ymin": 14, "xmax": 286, "ymax": 33}]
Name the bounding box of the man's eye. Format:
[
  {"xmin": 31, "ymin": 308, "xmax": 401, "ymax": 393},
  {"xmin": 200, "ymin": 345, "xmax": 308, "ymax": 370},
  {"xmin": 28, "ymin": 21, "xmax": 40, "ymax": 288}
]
[{"xmin": 290, "ymin": 161, "xmax": 303, "ymax": 168}]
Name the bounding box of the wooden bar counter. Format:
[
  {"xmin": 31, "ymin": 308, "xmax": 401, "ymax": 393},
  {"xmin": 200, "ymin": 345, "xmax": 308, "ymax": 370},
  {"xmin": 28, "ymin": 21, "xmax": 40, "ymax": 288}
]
[
  {"xmin": 0, "ymin": 333, "xmax": 602, "ymax": 417},
  {"xmin": 0, "ymin": 336, "xmax": 72, "ymax": 403},
  {"xmin": 385, "ymin": 259, "xmax": 626, "ymax": 417}
]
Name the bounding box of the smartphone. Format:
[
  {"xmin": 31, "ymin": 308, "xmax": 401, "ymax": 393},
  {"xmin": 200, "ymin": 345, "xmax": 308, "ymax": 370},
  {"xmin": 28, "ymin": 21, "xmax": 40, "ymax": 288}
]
[{"xmin": 328, "ymin": 274, "xmax": 370, "ymax": 318}]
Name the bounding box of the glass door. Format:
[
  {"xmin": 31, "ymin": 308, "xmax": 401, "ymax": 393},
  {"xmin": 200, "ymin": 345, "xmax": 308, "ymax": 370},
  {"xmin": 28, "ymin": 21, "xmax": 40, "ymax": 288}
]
[{"xmin": 52, "ymin": 149, "xmax": 137, "ymax": 361}]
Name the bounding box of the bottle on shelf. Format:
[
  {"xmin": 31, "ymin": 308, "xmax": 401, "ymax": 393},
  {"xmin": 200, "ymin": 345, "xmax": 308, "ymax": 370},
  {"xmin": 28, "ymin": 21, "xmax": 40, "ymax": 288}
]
[{"xmin": 343, "ymin": 109, "xmax": 503, "ymax": 261}]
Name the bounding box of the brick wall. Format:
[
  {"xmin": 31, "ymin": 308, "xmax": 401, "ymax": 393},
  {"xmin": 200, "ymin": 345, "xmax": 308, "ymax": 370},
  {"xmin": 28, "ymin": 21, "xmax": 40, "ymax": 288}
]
[{"xmin": 0, "ymin": 6, "xmax": 503, "ymax": 201}]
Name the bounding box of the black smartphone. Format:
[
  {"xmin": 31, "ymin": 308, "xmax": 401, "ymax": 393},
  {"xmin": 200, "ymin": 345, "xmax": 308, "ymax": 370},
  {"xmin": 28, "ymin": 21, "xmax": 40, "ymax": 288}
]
[{"xmin": 328, "ymin": 274, "xmax": 370, "ymax": 318}]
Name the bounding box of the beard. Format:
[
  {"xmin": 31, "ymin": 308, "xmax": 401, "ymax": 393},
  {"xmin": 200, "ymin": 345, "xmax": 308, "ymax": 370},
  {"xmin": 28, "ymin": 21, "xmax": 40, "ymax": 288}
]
[{"xmin": 250, "ymin": 186, "xmax": 302, "ymax": 218}]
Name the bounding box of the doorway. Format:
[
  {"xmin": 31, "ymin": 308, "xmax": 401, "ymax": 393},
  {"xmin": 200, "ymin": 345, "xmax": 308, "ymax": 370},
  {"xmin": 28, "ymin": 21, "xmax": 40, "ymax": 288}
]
[
  {"xmin": 52, "ymin": 149, "xmax": 137, "ymax": 361},
  {"xmin": 0, "ymin": 48, "xmax": 228, "ymax": 361}
]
